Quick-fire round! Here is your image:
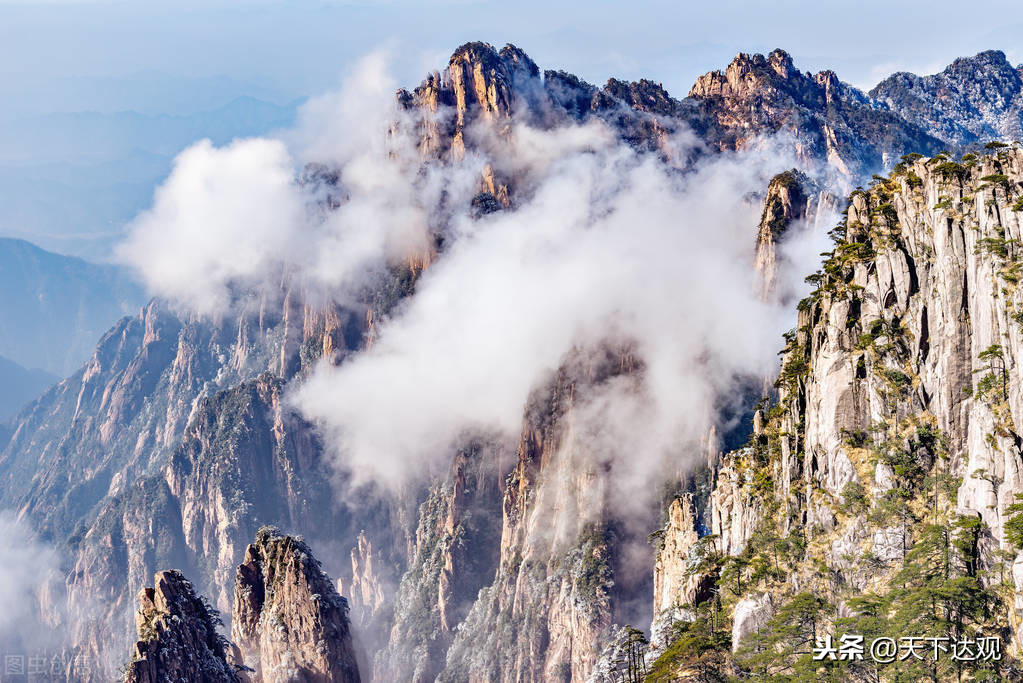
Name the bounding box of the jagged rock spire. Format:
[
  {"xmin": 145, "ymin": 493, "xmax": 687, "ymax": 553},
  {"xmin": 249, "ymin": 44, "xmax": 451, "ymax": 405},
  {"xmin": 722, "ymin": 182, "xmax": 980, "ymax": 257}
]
[
  {"xmin": 123, "ymin": 570, "xmax": 238, "ymax": 683},
  {"xmin": 231, "ymin": 526, "xmax": 361, "ymax": 683}
]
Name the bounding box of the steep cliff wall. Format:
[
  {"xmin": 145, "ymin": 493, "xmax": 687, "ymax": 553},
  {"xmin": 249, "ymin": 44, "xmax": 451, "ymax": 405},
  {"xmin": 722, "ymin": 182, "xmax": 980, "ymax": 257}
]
[
  {"xmin": 439, "ymin": 348, "xmax": 644, "ymax": 683},
  {"xmin": 373, "ymin": 446, "xmax": 502, "ymax": 682},
  {"xmin": 753, "ymin": 169, "xmax": 839, "ymax": 301},
  {"xmin": 0, "ymin": 292, "xmax": 365, "ymax": 542},
  {"xmin": 651, "ymin": 145, "xmax": 1023, "ymax": 680}
]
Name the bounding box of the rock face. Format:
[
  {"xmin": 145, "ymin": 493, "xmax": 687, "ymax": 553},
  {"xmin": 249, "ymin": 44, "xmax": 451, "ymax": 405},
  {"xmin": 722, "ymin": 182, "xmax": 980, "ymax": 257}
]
[
  {"xmin": 647, "ymin": 493, "xmax": 719, "ymax": 661},
  {"xmin": 652, "ymin": 494, "xmax": 701, "ymax": 618},
  {"xmin": 339, "ymin": 531, "xmax": 391, "ymax": 656},
  {"xmin": 872, "ymin": 50, "xmax": 1023, "ymax": 147},
  {"xmin": 373, "ymin": 446, "xmax": 502, "ymax": 683},
  {"xmin": 651, "ymin": 146, "xmax": 1023, "ymax": 676},
  {"xmin": 7, "ymin": 262, "xmax": 414, "ymax": 678},
  {"xmin": 232, "ymin": 526, "xmax": 361, "ymax": 683},
  {"xmin": 788, "ymin": 147, "xmax": 1023, "ymax": 565},
  {"xmin": 11, "ymin": 41, "xmax": 1023, "ymax": 683},
  {"xmin": 708, "ymin": 457, "xmax": 760, "ymax": 556},
  {"xmin": 730, "ymin": 593, "xmax": 774, "ymax": 653},
  {"xmin": 124, "ymin": 570, "xmax": 238, "ymax": 683},
  {"xmin": 439, "ymin": 348, "xmax": 640, "ymax": 683},
  {"xmin": 794, "ymin": 149, "xmax": 1023, "ymax": 542},
  {"xmin": 65, "ymin": 373, "xmax": 371, "ymax": 680},
  {"xmin": 0, "ymin": 293, "xmax": 365, "ymax": 545},
  {"xmin": 399, "ymin": 42, "xmax": 537, "ymax": 160}
]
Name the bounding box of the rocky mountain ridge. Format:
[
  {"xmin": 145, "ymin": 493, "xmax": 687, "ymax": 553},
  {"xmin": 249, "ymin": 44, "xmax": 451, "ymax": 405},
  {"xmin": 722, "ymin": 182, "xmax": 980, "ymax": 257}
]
[
  {"xmin": 123, "ymin": 569, "xmax": 238, "ymax": 683},
  {"xmin": 872, "ymin": 50, "xmax": 1023, "ymax": 148},
  {"xmin": 6, "ymin": 41, "xmax": 1023, "ymax": 683},
  {"xmin": 400, "ymin": 42, "xmax": 962, "ymax": 185}
]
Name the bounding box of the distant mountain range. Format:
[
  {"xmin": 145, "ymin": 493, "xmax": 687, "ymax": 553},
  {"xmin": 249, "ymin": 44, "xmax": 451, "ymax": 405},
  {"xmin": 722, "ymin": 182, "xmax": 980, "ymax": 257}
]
[
  {"xmin": 0, "ymin": 237, "xmax": 144, "ymax": 377},
  {"xmin": 0, "ymin": 354, "xmax": 55, "ymax": 422}
]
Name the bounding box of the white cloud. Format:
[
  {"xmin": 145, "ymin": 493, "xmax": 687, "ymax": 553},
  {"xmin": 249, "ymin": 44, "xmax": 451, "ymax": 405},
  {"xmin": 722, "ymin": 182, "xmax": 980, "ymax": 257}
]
[
  {"xmin": 115, "ymin": 53, "xmax": 822, "ymax": 504},
  {"xmin": 292, "ymin": 121, "xmax": 807, "ymax": 492},
  {"xmin": 115, "ymin": 137, "xmax": 304, "ymax": 315},
  {"xmin": 116, "ymin": 52, "xmax": 488, "ymax": 313},
  {"xmin": 0, "ymin": 512, "xmax": 65, "ymax": 652}
]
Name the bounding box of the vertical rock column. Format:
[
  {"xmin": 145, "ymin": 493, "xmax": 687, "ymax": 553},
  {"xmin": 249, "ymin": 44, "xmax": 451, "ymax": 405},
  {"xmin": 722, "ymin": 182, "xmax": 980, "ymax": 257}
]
[{"xmin": 232, "ymin": 526, "xmax": 361, "ymax": 683}]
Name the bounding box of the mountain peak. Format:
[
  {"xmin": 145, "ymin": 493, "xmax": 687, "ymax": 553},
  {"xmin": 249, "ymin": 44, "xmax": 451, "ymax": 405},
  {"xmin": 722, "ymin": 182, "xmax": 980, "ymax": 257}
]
[
  {"xmin": 124, "ymin": 570, "xmax": 238, "ymax": 683},
  {"xmin": 232, "ymin": 526, "xmax": 361, "ymax": 682},
  {"xmin": 688, "ymin": 48, "xmax": 807, "ymax": 99},
  {"xmin": 871, "ymin": 47, "xmax": 1023, "ymax": 145},
  {"xmin": 498, "ymin": 43, "xmax": 540, "ymax": 78},
  {"xmin": 956, "ymin": 48, "xmax": 1010, "ymax": 67},
  {"xmin": 448, "ymin": 41, "xmax": 502, "ymax": 69},
  {"xmin": 767, "ymin": 48, "xmax": 797, "ymax": 76}
]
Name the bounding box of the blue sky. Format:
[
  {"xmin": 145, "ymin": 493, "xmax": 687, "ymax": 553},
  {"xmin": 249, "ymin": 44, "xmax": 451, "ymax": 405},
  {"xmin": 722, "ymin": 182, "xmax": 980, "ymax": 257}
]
[
  {"xmin": 1, "ymin": 0, "xmax": 1021, "ymax": 257},
  {"xmin": 4, "ymin": 0, "xmax": 1022, "ymax": 111}
]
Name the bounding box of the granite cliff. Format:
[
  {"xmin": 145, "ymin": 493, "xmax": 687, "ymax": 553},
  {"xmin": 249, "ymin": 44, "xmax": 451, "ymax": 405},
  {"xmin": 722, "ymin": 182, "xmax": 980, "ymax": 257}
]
[
  {"xmin": 6, "ymin": 41, "xmax": 1023, "ymax": 683},
  {"xmin": 232, "ymin": 527, "xmax": 360, "ymax": 683},
  {"xmin": 123, "ymin": 570, "xmax": 238, "ymax": 683},
  {"xmin": 647, "ymin": 146, "xmax": 1023, "ymax": 680}
]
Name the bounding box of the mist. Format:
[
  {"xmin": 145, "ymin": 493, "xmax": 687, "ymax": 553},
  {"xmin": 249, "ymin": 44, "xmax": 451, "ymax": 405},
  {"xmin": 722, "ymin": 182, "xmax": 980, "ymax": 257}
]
[
  {"xmin": 0, "ymin": 512, "xmax": 66, "ymax": 656},
  {"xmin": 116, "ymin": 52, "xmax": 826, "ymax": 510}
]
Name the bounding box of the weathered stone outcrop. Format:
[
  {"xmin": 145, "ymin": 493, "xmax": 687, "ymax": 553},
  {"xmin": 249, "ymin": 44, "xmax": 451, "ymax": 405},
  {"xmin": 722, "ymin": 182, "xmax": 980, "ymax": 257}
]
[
  {"xmin": 0, "ymin": 291, "xmax": 365, "ymax": 545},
  {"xmin": 647, "ymin": 493, "xmax": 721, "ymax": 662},
  {"xmin": 657, "ymin": 146, "xmax": 1023, "ymax": 674},
  {"xmin": 398, "ymin": 41, "xmax": 540, "ymax": 160},
  {"xmin": 792, "ymin": 149, "xmax": 1023, "ymax": 551},
  {"xmin": 66, "ymin": 373, "xmax": 365, "ymax": 681},
  {"xmin": 339, "ymin": 531, "xmax": 389, "ymax": 645},
  {"xmin": 232, "ymin": 526, "xmax": 360, "ymax": 683},
  {"xmin": 124, "ymin": 570, "xmax": 238, "ymax": 683},
  {"xmin": 652, "ymin": 494, "xmax": 702, "ymax": 618},
  {"xmin": 730, "ymin": 593, "xmax": 774, "ymax": 653},
  {"xmin": 709, "ymin": 458, "xmax": 760, "ymax": 556},
  {"xmin": 643, "ymin": 146, "xmax": 1023, "ymax": 679},
  {"xmin": 25, "ymin": 257, "xmax": 424, "ymax": 679},
  {"xmin": 796, "ymin": 150, "xmax": 1023, "ymax": 540}
]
